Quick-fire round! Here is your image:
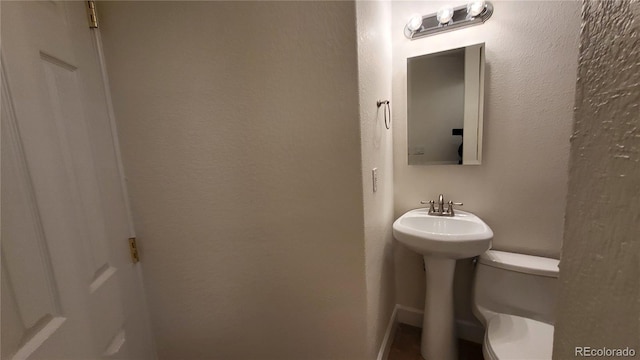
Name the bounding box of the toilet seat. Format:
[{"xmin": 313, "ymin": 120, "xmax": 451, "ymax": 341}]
[{"xmin": 483, "ymin": 314, "xmax": 554, "ymax": 360}]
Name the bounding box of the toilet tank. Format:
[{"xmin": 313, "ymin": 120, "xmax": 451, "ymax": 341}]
[{"xmin": 473, "ymin": 250, "xmax": 559, "ymax": 326}]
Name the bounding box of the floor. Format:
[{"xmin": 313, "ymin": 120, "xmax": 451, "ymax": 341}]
[{"xmin": 388, "ymin": 324, "xmax": 484, "ymax": 360}]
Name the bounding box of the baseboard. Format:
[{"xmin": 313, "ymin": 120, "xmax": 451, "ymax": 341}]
[
  {"xmin": 394, "ymin": 304, "xmax": 484, "ymax": 344},
  {"xmin": 376, "ymin": 306, "xmax": 399, "ymax": 360},
  {"xmin": 396, "ymin": 304, "xmax": 423, "ymax": 327},
  {"xmin": 455, "ymin": 318, "xmax": 484, "ymax": 344}
]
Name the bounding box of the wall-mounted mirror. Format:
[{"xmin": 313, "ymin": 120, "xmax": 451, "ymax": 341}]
[{"xmin": 407, "ymin": 43, "xmax": 485, "ymax": 165}]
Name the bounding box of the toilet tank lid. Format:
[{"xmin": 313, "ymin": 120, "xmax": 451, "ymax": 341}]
[{"xmin": 479, "ymin": 250, "xmax": 559, "ymax": 278}]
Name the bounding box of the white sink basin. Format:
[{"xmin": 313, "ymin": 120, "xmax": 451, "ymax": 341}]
[
  {"xmin": 393, "ymin": 208, "xmax": 493, "ymax": 259},
  {"xmin": 392, "ymin": 207, "xmax": 493, "ymax": 360}
]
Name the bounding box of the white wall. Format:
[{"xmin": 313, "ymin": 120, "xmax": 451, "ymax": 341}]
[
  {"xmin": 391, "ymin": 1, "xmax": 581, "ymax": 324},
  {"xmin": 99, "ymin": 2, "xmax": 369, "ymax": 359},
  {"xmin": 554, "ymin": 1, "xmax": 640, "ymax": 356},
  {"xmin": 355, "ymin": 1, "xmax": 395, "ymax": 358}
]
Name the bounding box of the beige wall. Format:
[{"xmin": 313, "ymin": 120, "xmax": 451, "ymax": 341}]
[
  {"xmin": 355, "ymin": 1, "xmax": 396, "ymax": 358},
  {"xmin": 391, "ymin": 0, "xmax": 581, "ymax": 324},
  {"xmin": 99, "ymin": 2, "xmax": 369, "ymax": 359},
  {"xmin": 554, "ymin": 1, "xmax": 640, "ymax": 357}
]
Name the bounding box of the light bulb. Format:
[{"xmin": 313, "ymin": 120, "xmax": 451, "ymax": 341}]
[
  {"xmin": 436, "ymin": 6, "xmax": 454, "ymax": 24},
  {"xmin": 467, "ymin": 0, "xmax": 486, "ymax": 17},
  {"xmin": 407, "ymin": 14, "xmax": 423, "ymax": 32}
]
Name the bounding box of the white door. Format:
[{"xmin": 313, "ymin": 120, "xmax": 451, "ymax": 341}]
[{"xmin": 1, "ymin": 2, "xmax": 156, "ymax": 359}]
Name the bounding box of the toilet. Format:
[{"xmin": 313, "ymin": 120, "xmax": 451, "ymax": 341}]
[{"xmin": 472, "ymin": 250, "xmax": 560, "ymax": 360}]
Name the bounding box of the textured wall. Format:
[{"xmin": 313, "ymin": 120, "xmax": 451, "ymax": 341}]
[
  {"xmin": 355, "ymin": 1, "xmax": 396, "ymax": 358},
  {"xmin": 553, "ymin": 1, "xmax": 640, "ymax": 357},
  {"xmin": 390, "ymin": 1, "xmax": 581, "ymax": 326},
  {"xmin": 99, "ymin": 2, "xmax": 368, "ymax": 359}
]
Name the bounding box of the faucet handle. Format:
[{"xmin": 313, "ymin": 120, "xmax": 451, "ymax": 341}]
[
  {"xmin": 420, "ymin": 200, "xmax": 437, "ymax": 214},
  {"xmin": 444, "ymin": 201, "xmax": 463, "ymax": 216}
]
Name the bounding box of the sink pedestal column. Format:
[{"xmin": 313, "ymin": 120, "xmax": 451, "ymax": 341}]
[{"xmin": 421, "ymin": 256, "xmax": 457, "ymax": 360}]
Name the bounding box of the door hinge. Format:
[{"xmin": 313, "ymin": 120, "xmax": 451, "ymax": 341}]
[
  {"xmin": 128, "ymin": 237, "xmax": 139, "ymax": 263},
  {"xmin": 87, "ymin": 1, "xmax": 98, "ymax": 29}
]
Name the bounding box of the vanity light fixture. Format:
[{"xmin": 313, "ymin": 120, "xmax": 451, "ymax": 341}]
[
  {"xmin": 467, "ymin": 0, "xmax": 486, "ymax": 18},
  {"xmin": 436, "ymin": 6, "xmax": 455, "ymax": 25},
  {"xmin": 404, "ymin": 1, "xmax": 494, "ymax": 40},
  {"xmin": 407, "ymin": 14, "xmax": 424, "ymax": 32}
]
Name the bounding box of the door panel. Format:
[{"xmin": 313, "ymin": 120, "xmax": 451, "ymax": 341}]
[{"xmin": 1, "ymin": 77, "xmax": 62, "ymax": 330}]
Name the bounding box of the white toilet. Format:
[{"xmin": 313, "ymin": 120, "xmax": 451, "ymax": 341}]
[{"xmin": 472, "ymin": 250, "xmax": 560, "ymax": 360}]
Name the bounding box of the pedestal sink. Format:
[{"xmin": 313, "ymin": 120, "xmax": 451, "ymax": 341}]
[{"xmin": 392, "ymin": 208, "xmax": 493, "ymax": 360}]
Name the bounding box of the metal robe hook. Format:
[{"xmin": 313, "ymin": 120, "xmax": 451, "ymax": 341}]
[{"xmin": 377, "ymin": 100, "xmax": 391, "ymax": 130}]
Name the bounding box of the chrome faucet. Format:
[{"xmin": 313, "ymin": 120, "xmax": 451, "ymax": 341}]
[{"xmin": 420, "ymin": 194, "xmax": 463, "ymax": 217}]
